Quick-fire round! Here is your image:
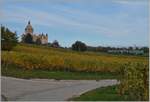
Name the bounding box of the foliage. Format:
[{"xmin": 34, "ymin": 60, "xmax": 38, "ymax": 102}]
[
  {"xmin": 1, "ymin": 44, "xmax": 148, "ymax": 73},
  {"xmin": 2, "ymin": 44, "xmax": 149, "ymax": 101},
  {"xmin": 118, "ymin": 62, "xmax": 149, "ymax": 101},
  {"xmin": 71, "ymin": 62, "xmax": 149, "ymax": 101},
  {"xmin": 72, "ymin": 41, "xmax": 87, "ymax": 51},
  {"xmin": 51, "ymin": 40, "xmax": 60, "ymax": 48},
  {"xmin": 1, "ymin": 25, "xmax": 18, "ymax": 51},
  {"xmin": 2, "ymin": 63, "xmax": 118, "ymax": 80},
  {"xmin": 23, "ymin": 33, "xmax": 33, "ymax": 44},
  {"xmin": 141, "ymin": 47, "xmax": 149, "ymax": 53},
  {"xmin": 87, "ymin": 46, "xmax": 148, "ymax": 56}
]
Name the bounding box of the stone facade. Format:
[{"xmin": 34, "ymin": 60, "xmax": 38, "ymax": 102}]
[{"xmin": 22, "ymin": 21, "xmax": 48, "ymax": 44}]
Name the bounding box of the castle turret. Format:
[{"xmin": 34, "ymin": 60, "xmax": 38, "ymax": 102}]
[{"xmin": 25, "ymin": 21, "xmax": 34, "ymax": 34}]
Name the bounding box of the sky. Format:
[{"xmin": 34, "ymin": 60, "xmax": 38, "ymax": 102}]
[{"xmin": 0, "ymin": 0, "xmax": 149, "ymax": 47}]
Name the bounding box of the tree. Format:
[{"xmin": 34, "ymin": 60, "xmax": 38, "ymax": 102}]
[
  {"xmin": 140, "ymin": 47, "xmax": 149, "ymax": 53},
  {"xmin": 128, "ymin": 46, "xmax": 133, "ymax": 50},
  {"xmin": 1, "ymin": 25, "xmax": 18, "ymax": 51},
  {"xmin": 51, "ymin": 40, "xmax": 60, "ymax": 48},
  {"xmin": 72, "ymin": 41, "xmax": 87, "ymax": 51},
  {"xmin": 24, "ymin": 33, "xmax": 33, "ymax": 44}
]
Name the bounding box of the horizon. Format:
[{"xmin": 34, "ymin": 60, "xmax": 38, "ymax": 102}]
[{"xmin": 1, "ymin": 0, "xmax": 149, "ymax": 47}]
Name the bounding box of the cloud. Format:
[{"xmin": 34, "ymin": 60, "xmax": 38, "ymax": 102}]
[
  {"xmin": 1, "ymin": 6, "xmax": 113, "ymax": 35},
  {"xmin": 1, "ymin": 0, "xmax": 148, "ymax": 41},
  {"xmin": 113, "ymin": 0, "xmax": 148, "ymax": 6}
]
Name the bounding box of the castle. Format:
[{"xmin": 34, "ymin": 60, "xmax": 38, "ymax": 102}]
[{"xmin": 22, "ymin": 21, "xmax": 48, "ymax": 44}]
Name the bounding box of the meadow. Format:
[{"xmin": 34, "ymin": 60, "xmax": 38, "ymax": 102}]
[{"xmin": 2, "ymin": 44, "xmax": 148, "ymax": 74}]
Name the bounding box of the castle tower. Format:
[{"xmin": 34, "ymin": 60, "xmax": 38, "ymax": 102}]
[{"xmin": 25, "ymin": 21, "xmax": 34, "ymax": 34}]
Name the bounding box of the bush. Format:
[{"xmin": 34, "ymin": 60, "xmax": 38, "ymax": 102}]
[
  {"xmin": 118, "ymin": 62, "xmax": 149, "ymax": 101},
  {"xmin": 1, "ymin": 26, "xmax": 18, "ymax": 51},
  {"xmin": 72, "ymin": 41, "xmax": 87, "ymax": 51},
  {"xmin": 51, "ymin": 40, "xmax": 60, "ymax": 48}
]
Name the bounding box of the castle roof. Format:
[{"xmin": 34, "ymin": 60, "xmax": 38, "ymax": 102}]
[{"xmin": 25, "ymin": 21, "xmax": 33, "ymax": 31}]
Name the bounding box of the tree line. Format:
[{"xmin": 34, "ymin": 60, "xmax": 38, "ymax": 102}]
[
  {"xmin": 86, "ymin": 46, "xmax": 149, "ymax": 54},
  {"xmin": 21, "ymin": 33, "xmax": 149, "ymax": 54}
]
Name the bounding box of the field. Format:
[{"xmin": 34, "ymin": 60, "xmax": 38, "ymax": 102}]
[
  {"xmin": 70, "ymin": 85, "xmax": 130, "ymax": 101},
  {"xmin": 2, "ymin": 44, "xmax": 148, "ymax": 74},
  {"xmin": 1, "ymin": 43, "xmax": 149, "ymax": 101},
  {"xmin": 2, "ymin": 64, "xmax": 117, "ymax": 80}
]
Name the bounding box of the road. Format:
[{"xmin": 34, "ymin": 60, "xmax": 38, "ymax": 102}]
[{"xmin": 1, "ymin": 76, "xmax": 119, "ymax": 101}]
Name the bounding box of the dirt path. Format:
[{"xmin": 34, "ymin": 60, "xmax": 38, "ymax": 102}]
[{"xmin": 1, "ymin": 76, "xmax": 119, "ymax": 101}]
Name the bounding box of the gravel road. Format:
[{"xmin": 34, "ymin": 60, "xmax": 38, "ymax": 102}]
[{"xmin": 1, "ymin": 76, "xmax": 119, "ymax": 101}]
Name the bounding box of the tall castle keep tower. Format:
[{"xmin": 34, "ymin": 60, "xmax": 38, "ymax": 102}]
[
  {"xmin": 23, "ymin": 21, "xmax": 48, "ymax": 44},
  {"xmin": 25, "ymin": 21, "xmax": 34, "ymax": 34}
]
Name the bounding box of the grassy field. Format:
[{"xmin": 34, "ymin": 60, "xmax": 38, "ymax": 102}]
[
  {"xmin": 2, "ymin": 43, "xmax": 148, "ymax": 73},
  {"xmin": 2, "ymin": 64, "xmax": 118, "ymax": 80},
  {"xmin": 70, "ymin": 85, "xmax": 131, "ymax": 101},
  {"xmin": 1, "ymin": 43, "xmax": 149, "ymax": 101}
]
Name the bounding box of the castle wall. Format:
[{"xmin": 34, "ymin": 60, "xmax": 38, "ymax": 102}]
[
  {"xmin": 32, "ymin": 34, "xmax": 48, "ymax": 44},
  {"xmin": 40, "ymin": 35, "xmax": 48, "ymax": 44},
  {"xmin": 32, "ymin": 34, "xmax": 38, "ymax": 42}
]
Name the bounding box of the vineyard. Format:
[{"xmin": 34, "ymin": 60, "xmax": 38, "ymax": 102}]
[
  {"xmin": 2, "ymin": 44, "xmax": 148, "ymax": 73},
  {"xmin": 1, "ymin": 44, "xmax": 149, "ymax": 101}
]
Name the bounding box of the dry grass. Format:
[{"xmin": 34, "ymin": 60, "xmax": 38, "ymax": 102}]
[{"xmin": 1, "ymin": 44, "xmax": 148, "ymax": 73}]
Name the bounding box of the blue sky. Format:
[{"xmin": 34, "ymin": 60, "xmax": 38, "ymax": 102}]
[{"xmin": 1, "ymin": 0, "xmax": 149, "ymax": 47}]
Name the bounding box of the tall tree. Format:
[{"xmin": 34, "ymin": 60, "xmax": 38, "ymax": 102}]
[
  {"xmin": 72, "ymin": 41, "xmax": 87, "ymax": 51},
  {"xmin": 24, "ymin": 33, "xmax": 33, "ymax": 44},
  {"xmin": 1, "ymin": 25, "xmax": 18, "ymax": 51}
]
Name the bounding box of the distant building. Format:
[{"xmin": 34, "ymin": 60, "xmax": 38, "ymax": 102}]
[
  {"xmin": 22, "ymin": 21, "xmax": 48, "ymax": 44},
  {"xmin": 108, "ymin": 49, "xmax": 144, "ymax": 55}
]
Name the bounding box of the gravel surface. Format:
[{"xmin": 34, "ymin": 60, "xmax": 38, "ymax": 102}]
[{"xmin": 1, "ymin": 76, "xmax": 119, "ymax": 101}]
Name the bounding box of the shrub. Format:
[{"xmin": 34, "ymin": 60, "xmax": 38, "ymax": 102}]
[
  {"xmin": 118, "ymin": 62, "xmax": 149, "ymax": 101},
  {"xmin": 51, "ymin": 40, "xmax": 60, "ymax": 48}
]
